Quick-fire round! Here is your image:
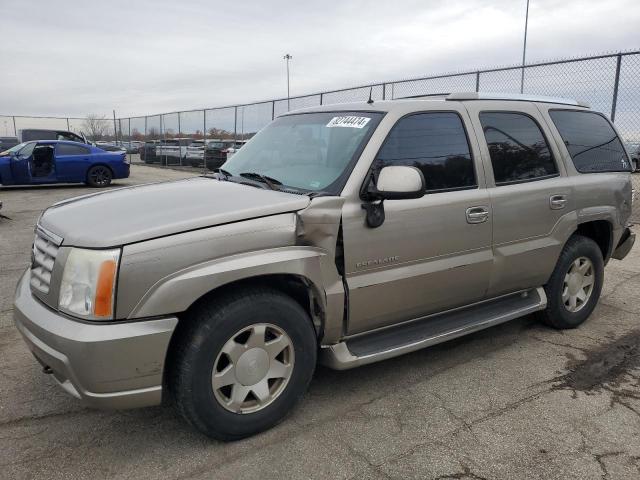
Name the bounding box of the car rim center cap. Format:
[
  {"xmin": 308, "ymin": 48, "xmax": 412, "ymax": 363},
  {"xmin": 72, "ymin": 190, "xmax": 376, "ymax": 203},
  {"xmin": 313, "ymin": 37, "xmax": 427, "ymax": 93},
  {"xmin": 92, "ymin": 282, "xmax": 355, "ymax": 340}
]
[{"xmin": 235, "ymin": 348, "xmax": 269, "ymax": 386}]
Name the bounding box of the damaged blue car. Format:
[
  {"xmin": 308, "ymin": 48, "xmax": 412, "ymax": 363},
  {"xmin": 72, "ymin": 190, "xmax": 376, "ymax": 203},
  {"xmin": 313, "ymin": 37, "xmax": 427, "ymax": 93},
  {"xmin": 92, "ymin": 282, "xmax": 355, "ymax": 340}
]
[{"xmin": 0, "ymin": 140, "xmax": 129, "ymax": 187}]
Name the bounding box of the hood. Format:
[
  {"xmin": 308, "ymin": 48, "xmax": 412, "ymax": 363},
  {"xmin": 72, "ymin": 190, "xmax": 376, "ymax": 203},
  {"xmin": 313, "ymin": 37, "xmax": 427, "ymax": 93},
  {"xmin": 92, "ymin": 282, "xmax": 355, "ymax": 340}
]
[{"xmin": 39, "ymin": 177, "xmax": 310, "ymax": 248}]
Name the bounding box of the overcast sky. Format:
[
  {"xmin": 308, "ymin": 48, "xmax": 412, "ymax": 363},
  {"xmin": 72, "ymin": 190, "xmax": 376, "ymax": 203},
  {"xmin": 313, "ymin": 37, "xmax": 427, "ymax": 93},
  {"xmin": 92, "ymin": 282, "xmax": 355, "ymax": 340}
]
[{"xmin": 1, "ymin": 0, "xmax": 638, "ymax": 118}]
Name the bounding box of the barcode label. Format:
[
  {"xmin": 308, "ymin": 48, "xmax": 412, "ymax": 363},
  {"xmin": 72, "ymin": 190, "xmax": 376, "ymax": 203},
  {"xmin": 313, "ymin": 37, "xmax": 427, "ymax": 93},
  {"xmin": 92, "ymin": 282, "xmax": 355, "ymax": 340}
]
[{"xmin": 326, "ymin": 116, "xmax": 371, "ymax": 129}]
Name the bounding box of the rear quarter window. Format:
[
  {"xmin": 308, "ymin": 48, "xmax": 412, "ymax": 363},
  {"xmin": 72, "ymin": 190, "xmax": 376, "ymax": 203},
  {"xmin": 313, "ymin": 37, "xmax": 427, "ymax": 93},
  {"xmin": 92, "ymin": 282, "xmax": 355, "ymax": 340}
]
[
  {"xmin": 549, "ymin": 110, "xmax": 631, "ymax": 173},
  {"xmin": 479, "ymin": 112, "xmax": 558, "ymax": 185},
  {"xmin": 57, "ymin": 144, "xmax": 90, "ymax": 155}
]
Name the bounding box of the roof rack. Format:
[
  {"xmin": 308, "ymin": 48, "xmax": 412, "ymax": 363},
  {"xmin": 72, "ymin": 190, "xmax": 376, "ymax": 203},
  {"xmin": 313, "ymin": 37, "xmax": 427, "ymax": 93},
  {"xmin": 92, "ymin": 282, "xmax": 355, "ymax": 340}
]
[
  {"xmin": 394, "ymin": 93, "xmax": 451, "ymax": 100},
  {"xmin": 446, "ymin": 92, "xmax": 590, "ymax": 108}
]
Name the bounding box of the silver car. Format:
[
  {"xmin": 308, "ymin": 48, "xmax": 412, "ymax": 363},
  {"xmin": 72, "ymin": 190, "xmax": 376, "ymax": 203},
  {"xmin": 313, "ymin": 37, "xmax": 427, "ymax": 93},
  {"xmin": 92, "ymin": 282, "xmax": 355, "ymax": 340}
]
[{"xmin": 14, "ymin": 93, "xmax": 635, "ymax": 440}]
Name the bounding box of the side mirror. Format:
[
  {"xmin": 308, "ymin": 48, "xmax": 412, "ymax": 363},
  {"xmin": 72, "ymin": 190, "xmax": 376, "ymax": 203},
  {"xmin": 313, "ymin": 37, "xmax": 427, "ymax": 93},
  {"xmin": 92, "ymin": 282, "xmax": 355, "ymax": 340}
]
[
  {"xmin": 375, "ymin": 166, "xmax": 425, "ymax": 200},
  {"xmin": 362, "ymin": 166, "xmax": 426, "ymax": 228}
]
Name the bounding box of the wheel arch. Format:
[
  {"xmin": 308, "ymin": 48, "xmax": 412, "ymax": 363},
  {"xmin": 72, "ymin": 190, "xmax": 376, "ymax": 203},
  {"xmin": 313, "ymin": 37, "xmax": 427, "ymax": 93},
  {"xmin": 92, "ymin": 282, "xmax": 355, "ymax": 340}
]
[
  {"xmin": 128, "ymin": 247, "xmax": 335, "ymax": 335},
  {"xmin": 575, "ymin": 219, "xmax": 613, "ymax": 262},
  {"xmin": 180, "ymin": 273, "xmax": 326, "ymax": 338}
]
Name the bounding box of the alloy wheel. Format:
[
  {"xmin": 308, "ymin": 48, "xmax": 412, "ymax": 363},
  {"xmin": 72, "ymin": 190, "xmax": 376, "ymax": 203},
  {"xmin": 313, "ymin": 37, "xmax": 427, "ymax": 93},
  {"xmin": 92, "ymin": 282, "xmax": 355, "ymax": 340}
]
[
  {"xmin": 562, "ymin": 256, "xmax": 595, "ymax": 313},
  {"xmin": 90, "ymin": 167, "xmax": 111, "ymax": 186},
  {"xmin": 212, "ymin": 323, "xmax": 294, "ymax": 414}
]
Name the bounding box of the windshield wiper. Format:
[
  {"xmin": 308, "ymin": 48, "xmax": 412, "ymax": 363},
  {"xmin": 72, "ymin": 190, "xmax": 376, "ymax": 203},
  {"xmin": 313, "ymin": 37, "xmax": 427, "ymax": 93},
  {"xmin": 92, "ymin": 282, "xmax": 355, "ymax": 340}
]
[{"xmin": 239, "ymin": 172, "xmax": 282, "ymax": 190}]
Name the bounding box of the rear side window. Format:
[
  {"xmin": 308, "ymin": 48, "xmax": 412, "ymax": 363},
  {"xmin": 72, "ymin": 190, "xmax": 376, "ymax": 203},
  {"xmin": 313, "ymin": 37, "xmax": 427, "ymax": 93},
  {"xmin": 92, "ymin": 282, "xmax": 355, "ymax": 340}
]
[
  {"xmin": 549, "ymin": 110, "xmax": 630, "ymax": 173},
  {"xmin": 479, "ymin": 112, "xmax": 558, "ymax": 185},
  {"xmin": 57, "ymin": 144, "xmax": 90, "ymax": 155},
  {"xmin": 376, "ymin": 112, "xmax": 476, "ymax": 192}
]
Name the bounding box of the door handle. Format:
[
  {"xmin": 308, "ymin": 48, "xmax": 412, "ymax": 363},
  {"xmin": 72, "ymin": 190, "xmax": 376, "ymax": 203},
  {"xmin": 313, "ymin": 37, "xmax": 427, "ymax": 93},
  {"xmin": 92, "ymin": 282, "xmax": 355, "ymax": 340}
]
[
  {"xmin": 549, "ymin": 194, "xmax": 567, "ymax": 210},
  {"xmin": 466, "ymin": 206, "xmax": 490, "ymax": 224}
]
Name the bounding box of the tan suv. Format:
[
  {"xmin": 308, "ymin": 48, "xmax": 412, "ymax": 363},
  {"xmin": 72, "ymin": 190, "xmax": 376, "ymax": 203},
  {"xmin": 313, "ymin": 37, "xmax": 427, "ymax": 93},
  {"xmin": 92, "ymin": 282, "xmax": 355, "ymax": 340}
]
[{"xmin": 14, "ymin": 93, "xmax": 635, "ymax": 440}]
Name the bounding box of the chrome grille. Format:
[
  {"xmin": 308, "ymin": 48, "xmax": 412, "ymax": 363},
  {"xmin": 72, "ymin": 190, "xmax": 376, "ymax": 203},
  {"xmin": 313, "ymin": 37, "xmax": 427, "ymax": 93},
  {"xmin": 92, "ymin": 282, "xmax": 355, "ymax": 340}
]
[{"xmin": 30, "ymin": 229, "xmax": 60, "ymax": 295}]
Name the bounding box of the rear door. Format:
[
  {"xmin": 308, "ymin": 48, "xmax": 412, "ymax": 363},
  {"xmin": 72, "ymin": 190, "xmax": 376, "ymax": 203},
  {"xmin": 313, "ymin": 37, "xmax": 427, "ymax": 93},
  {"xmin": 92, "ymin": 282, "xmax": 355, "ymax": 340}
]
[
  {"xmin": 342, "ymin": 108, "xmax": 493, "ymax": 335},
  {"xmin": 55, "ymin": 142, "xmax": 92, "ymax": 182},
  {"xmin": 464, "ymin": 101, "xmax": 574, "ymax": 296}
]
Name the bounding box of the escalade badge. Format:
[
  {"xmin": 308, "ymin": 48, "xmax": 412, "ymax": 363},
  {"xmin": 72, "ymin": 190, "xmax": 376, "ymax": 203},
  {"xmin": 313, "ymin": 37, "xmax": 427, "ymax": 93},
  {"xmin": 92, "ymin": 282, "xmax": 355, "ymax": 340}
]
[{"xmin": 356, "ymin": 256, "xmax": 399, "ymax": 269}]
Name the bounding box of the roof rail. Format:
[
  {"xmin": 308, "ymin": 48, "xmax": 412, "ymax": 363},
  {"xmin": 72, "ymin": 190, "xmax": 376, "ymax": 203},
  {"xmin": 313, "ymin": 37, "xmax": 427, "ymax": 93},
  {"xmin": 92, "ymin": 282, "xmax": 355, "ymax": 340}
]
[
  {"xmin": 394, "ymin": 93, "xmax": 451, "ymax": 100},
  {"xmin": 446, "ymin": 92, "xmax": 590, "ymax": 108}
]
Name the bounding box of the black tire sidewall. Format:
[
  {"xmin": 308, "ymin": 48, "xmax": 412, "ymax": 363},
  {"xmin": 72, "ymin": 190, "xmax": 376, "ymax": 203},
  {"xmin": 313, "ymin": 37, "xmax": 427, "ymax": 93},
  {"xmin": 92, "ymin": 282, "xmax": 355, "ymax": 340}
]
[
  {"xmin": 177, "ymin": 292, "xmax": 317, "ymax": 440},
  {"xmin": 545, "ymin": 236, "xmax": 604, "ymax": 328}
]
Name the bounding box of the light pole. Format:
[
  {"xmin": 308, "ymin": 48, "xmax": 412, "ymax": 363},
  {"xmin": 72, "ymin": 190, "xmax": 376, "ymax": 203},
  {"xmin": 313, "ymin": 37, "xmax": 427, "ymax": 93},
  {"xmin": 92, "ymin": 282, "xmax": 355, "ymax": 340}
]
[
  {"xmin": 520, "ymin": 0, "xmax": 530, "ymax": 94},
  {"xmin": 283, "ymin": 54, "xmax": 292, "ymax": 111}
]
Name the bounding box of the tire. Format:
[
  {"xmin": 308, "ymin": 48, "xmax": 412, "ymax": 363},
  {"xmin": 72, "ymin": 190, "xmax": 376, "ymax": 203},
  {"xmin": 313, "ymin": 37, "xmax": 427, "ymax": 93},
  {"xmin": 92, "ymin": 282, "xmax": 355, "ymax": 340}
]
[
  {"xmin": 168, "ymin": 288, "xmax": 317, "ymax": 441},
  {"xmin": 537, "ymin": 234, "xmax": 604, "ymax": 329},
  {"xmin": 86, "ymin": 165, "xmax": 113, "ymax": 187}
]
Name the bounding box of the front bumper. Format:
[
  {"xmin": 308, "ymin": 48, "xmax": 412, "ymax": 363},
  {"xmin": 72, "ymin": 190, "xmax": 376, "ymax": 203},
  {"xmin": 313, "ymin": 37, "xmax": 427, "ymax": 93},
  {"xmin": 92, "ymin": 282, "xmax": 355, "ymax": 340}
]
[
  {"xmin": 13, "ymin": 270, "xmax": 178, "ymax": 409},
  {"xmin": 612, "ymin": 227, "xmax": 636, "ymax": 260}
]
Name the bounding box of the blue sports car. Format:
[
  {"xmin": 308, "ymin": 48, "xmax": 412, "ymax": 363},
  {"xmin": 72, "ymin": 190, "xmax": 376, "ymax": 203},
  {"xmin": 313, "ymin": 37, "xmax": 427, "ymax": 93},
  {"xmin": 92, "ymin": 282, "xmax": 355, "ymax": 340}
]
[{"xmin": 0, "ymin": 140, "xmax": 130, "ymax": 187}]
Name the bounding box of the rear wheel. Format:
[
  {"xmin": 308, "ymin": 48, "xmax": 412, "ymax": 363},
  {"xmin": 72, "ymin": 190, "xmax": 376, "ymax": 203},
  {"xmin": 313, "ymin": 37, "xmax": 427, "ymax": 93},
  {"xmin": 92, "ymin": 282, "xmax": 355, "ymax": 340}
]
[
  {"xmin": 169, "ymin": 288, "xmax": 317, "ymax": 440},
  {"xmin": 86, "ymin": 165, "xmax": 112, "ymax": 187},
  {"xmin": 537, "ymin": 235, "xmax": 604, "ymax": 329}
]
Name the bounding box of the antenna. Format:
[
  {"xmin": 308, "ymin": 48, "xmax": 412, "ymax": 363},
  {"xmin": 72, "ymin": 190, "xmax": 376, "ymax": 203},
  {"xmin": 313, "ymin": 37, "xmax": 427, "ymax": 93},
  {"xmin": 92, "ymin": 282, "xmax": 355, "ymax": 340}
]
[{"xmin": 367, "ymin": 87, "xmax": 374, "ymax": 104}]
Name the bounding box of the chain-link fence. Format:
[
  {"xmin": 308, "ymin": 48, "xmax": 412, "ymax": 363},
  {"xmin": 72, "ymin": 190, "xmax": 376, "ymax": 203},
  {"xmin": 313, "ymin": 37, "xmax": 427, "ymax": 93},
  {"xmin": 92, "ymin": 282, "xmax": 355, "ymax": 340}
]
[
  {"xmin": 111, "ymin": 50, "xmax": 639, "ymax": 145},
  {"xmin": 104, "ymin": 51, "xmax": 639, "ymax": 173},
  {"xmin": 4, "ymin": 50, "xmax": 639, "ymax": 151}
]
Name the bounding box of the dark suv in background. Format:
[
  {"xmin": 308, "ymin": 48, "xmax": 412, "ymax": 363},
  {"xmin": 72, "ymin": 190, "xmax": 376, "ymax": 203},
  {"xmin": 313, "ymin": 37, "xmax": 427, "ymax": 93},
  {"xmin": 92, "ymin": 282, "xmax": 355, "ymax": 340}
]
[
  {"xmin": 19, "ymin": 129, "xmax": 88, "ymax": 144},
  {"xmin": 204, "ymin": 140, "xmax": 237, "ymax": 170},
  {"xmin": 141, "ymin": 140, "xmax": 160, "ymax": 164}
]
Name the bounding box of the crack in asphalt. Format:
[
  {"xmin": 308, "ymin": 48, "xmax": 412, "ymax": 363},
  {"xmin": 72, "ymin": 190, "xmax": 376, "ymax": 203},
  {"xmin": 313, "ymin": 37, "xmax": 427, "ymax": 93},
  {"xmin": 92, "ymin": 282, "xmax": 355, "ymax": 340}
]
[
  {"xmin": 433, "ymin": 467, "xmax": 490, "ymax": 480},
  {"xmin": 0, "ymin": 407, "xmax": 89, "ymax": 429},
  {"xmin": 593, "ymin": 451, "xmax": 625, "ymax": 480}
]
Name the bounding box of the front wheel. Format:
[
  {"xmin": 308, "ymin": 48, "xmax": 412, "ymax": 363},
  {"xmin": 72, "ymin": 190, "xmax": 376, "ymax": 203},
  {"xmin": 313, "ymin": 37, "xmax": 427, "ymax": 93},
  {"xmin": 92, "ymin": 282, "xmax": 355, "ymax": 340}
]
[
  {"xmin": 86, "ymin": 165, "xmax": 112, "ymax": 187},
  {"xmin": 168, "ymin": 288, "xmax": 317, "ymax": 440},
  {"xmin": 537, "ymin": 234, "xmax": 604, "ymax": 329}
]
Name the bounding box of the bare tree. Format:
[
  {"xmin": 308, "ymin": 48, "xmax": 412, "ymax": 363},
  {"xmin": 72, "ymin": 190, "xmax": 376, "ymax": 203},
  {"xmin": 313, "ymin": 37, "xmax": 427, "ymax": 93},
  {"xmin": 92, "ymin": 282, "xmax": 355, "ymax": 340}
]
[
  {"xmin": 82, "ymin": 114, "xmax": 110, "ymax": 141},
  {"xmin": 207, "ymin": 127, "xmax": 234, "ymax": 139},
  {"xmin": 147, "ymin": 127, "xmax": 160, "ymax": 140},
  {"xmin": 131, "ymin": 128, "xmax": 144, "ymax": 141}
]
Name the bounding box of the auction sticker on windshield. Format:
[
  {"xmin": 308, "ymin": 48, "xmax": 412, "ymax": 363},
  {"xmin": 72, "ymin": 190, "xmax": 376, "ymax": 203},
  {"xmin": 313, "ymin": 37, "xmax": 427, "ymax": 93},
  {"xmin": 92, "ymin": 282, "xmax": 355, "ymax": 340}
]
[{"xmin": 326, "ymin": 116, "xmax": 371, "ymax": 128}]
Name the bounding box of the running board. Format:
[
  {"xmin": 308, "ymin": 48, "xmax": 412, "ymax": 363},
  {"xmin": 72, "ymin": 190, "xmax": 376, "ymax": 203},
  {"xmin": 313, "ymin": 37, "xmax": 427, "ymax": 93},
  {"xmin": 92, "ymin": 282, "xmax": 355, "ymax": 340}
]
[{"xmin": 320, "ymin": 287, "xmax": 547, "ymax": 370}]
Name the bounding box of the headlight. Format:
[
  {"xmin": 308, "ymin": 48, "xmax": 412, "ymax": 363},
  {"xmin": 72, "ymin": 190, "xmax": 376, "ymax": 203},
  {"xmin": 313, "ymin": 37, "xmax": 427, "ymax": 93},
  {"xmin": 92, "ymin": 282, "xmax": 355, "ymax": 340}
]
[{"xmin": 59, "ymin": 248, "xmax": 120, "ymax": 320}]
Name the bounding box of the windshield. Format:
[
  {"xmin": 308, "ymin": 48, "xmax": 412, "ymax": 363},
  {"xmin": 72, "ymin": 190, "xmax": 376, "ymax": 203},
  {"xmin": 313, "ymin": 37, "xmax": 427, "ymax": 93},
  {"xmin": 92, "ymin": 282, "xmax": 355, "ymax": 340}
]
[{"xmin": 223, "ymin": 111, "xmax": 382, "ymax": 192}]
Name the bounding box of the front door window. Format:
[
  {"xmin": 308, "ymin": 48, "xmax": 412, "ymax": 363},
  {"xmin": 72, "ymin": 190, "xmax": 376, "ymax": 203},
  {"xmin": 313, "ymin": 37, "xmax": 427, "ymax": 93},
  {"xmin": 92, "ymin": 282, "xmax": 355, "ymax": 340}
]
[{"xmin": 30, "ymin": 144, "xmax": 55, "ymax": 178}]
